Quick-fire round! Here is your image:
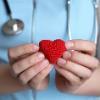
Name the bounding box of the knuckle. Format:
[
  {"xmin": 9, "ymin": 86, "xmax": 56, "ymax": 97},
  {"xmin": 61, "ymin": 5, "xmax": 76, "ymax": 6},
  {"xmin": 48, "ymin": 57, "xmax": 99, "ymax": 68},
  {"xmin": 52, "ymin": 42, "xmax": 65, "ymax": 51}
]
[
  {"xmin": 24, "ymin": 70, "xmax": 33, "ymax": 79},
  {"xmin": 64, "ymin": 71, "xmax": 71, "ymax": 79},
  {"xmin": 23, "ymin": 44, "xmax": 35, "ymax": 53},
  {"xmin": 12, "ymin": 63, "xmax": 19, "ymax": 75},
  {"xmin": 71, "ymin": 77, "xmax": 81, "ymax": 85},
  {"xmin": 19, "ymin": 74, "xmax": 26, "ymax": 84},
  {"xmin": 29, "ymin": 52, "xmax": 44, "ymax": 64},
  {"xmin": 38, "ymin": 71, "xmax": 45, "ymax": 78},
  {"xmin": 32, "ymin": 53, "xmax": 40, "ymax": 61},
  {"xmin": 19, "ymin": 70, "xmax": 33, "ymax": 84},
  {"xmin": 12, "ymin": 61, "xmax": 24, "ymax": 75},
  {"xmin": 17, "ymin": 60, "xmax": 24, "ymax": 67},
  {"xmin": 28, "ymin": 44, "xmax": 38, "ymax": 51},
  {"xmin": 40, "ymin": 59, "xmax": 49, "ymax": 68},
  {"xmin": 27, "ymin": 56, "xmax": 35, "ymax": 64},
  {"xmin": 84, "ymin": 70, "xmax": 92, "ymax": 79},
  {"xmin": 19, "ymin": 74, "xmax": 24, "ymax": 80},
  {"xmin": 63, "ymin": 51, "xmax": 71, "ymax": 59},
  {"xmin": 36, "ymin": 52, "xmax": 45, "ymax": 60},
  {"xmin": 31, "ymin": 55, "xmax": 37, "ymax": 63},
  {"xmin": 33, "ymin": 66, "xmax": 40, "ymax": 74}
]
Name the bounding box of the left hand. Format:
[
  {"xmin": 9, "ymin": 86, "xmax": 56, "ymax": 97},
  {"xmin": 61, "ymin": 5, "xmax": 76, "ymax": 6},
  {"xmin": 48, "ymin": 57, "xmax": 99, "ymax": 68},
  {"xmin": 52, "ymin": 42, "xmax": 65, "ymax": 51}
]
[{"xmin": 55, "ymin": 40, "xmax": 100, "ymax": 90}]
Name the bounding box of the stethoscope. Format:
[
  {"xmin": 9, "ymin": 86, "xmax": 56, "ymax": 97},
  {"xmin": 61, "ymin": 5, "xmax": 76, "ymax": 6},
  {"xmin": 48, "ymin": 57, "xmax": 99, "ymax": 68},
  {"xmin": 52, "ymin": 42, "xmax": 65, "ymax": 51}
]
[
  {"xmin": 2, "ymin": 0, "xmax": 99, "ymax": 42},
  {"xmin": 2, "ymin": 0, "xmax": 24, "ymax": 35},
  {"xmin": 1, "ymin": 0, "xmax": 100, "ymax": 100}
]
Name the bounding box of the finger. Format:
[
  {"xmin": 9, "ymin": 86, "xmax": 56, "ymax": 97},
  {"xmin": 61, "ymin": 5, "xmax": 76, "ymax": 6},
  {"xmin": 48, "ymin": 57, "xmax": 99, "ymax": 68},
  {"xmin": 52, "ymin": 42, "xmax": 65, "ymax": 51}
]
[
  {"xmin": 8, "ymin": 44, "xmax": 39, "ymax": 60},
  {"xmin": 66, "ymin": 51, "xmax": 99, "ymax": 70},
  {"xmin": 19, "ymin": 59, "xmax": 49, "ymax": 84},
  {"xmin": 65, "ymin": 40, "xmax": 96, "ymax": 55},
  {"xmin": 12, "ymin": 52, "xmax": 45, "ymax": 75},
  {"xmin": 30, "ymin": 64, "xmax": 53, "ymax": 85},
  {"xmin": 57, "ymin": 58, "xmax": 92, "ymax": 79},
  {"xmin": 55, "ymin": 66, "xmax": 81, "ymax": 86},
  {"xmin": 63, "ymin": 51, "xmax": 72, "ymax": 60}
]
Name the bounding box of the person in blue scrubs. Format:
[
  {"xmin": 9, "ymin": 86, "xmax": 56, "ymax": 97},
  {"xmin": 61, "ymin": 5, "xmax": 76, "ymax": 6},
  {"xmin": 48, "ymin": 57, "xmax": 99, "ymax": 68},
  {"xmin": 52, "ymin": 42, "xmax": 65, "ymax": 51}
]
[{"xmin": 0, "ymin": 0, "xmax": 100, "ymax": 100}]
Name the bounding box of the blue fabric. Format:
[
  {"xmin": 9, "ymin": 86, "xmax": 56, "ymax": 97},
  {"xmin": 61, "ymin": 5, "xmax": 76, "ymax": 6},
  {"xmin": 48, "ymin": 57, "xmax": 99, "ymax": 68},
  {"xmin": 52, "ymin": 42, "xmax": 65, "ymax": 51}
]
[{"xmin": 0, "ymin": 0, "xmax": 99, "ymax": 100}]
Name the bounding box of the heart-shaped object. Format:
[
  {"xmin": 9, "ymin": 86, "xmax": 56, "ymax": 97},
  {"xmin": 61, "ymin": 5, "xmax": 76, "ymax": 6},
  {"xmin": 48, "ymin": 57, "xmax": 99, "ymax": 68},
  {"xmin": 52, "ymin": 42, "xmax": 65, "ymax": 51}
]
[{"xmin": 39, "ymin": 39, "xmax": 67, "ymax": 64}]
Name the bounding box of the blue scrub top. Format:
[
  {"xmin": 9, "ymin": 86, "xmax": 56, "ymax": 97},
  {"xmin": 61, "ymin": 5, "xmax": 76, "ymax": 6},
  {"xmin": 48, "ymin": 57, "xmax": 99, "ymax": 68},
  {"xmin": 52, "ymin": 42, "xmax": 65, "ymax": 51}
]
[{"xmin": 0, "ymin": 0, "xmax": 99, "ymax": 100}]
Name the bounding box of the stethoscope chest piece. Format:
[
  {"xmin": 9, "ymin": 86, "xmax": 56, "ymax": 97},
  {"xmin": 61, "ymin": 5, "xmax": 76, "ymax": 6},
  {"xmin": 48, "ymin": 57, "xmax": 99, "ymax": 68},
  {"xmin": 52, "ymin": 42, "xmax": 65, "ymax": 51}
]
[
  {"xmin": 2, "ymin": 0, "xmax": 24, "ymax": 36},
  {"xmin": 2, "ymin": 19, "xmax": 24, "ymax": 36}
]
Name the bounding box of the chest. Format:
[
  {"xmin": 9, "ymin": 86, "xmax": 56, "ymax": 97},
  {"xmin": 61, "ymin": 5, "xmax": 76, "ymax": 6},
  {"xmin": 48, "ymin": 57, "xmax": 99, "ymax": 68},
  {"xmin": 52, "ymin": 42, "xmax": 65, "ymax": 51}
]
[{"xmin": 0, "ymin": 0, "xmax": 95, "ymax": 48}]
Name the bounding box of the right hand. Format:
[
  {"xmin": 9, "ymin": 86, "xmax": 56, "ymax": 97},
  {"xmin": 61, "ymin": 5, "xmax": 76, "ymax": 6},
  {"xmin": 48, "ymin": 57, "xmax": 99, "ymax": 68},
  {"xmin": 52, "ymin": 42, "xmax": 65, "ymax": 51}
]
[{"xmin": 8, "ymin": 44, "xmax": 53, "ymax": 90}]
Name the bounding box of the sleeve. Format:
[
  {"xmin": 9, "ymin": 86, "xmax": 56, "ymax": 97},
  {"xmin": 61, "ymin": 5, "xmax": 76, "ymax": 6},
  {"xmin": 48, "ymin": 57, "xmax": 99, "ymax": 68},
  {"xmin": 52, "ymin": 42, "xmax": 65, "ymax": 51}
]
[{"xmin": 0, "ymin": 48, "xmax": 9, "ymax": 64}]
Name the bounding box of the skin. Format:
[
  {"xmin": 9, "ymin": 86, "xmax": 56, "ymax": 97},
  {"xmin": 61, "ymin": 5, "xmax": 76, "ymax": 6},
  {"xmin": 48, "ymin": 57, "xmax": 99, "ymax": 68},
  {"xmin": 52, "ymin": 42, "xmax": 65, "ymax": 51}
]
[
  {"xmin": 8, "ymin": 44, "xmax": 53, "ymax": 90},
  {"xmin": 55, "ymin": 40, "xmax": 100, "ymax": 95},
  {"xmin": 0, "ymin": 40, "xmax": 100, "ymax": 96},
  {"xmin": 0, "ymin": 44, "xmax": 53, "ymax": 94}
]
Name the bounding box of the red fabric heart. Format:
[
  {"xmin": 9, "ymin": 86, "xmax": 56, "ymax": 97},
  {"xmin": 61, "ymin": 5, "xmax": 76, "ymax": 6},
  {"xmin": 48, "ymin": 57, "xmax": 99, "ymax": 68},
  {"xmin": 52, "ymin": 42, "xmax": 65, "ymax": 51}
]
[{"xmin": 39, "ymin": 39, "xmax": 67, "ymax": 64}]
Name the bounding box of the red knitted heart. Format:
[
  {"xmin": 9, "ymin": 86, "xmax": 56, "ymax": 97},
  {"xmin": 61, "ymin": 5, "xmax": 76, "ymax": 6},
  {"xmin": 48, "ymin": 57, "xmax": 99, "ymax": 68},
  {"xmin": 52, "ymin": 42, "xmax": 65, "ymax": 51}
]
[{"xmin": 39, "ymin": 39, "xmax": 67, "ymax": 64}]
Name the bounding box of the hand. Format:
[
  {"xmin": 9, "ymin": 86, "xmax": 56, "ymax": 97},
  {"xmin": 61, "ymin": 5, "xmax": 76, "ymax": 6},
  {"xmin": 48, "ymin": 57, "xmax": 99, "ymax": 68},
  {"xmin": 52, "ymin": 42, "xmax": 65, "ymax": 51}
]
[
  {"xmin": 8, "ymin": 44, "xmax": 53, "ymax": 90},
  {"xmin": 55, "ymin": 40, "xmax": 100, "ymax": 92}
]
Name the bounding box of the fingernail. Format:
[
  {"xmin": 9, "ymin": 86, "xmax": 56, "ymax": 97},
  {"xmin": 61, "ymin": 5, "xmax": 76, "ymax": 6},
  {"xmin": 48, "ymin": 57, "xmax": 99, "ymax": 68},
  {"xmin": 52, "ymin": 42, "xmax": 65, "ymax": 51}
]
[
  {"xmin": 43, "ymin": 60, "xmax": 49, "ymax": 66},
  {"xmin": 65, "ymin": 41, "xmax": 74, "ymax": 49},
  {"xmin": 37, "ymin": 52, "xmax": 44, "ymax": 59},
  {"xmin": 63, "ymin": 51, "xmax": 71, "ymax": 59},
  {"xmin": 57, "ymin": 58, "xmax": 66, "ymax": 65}
]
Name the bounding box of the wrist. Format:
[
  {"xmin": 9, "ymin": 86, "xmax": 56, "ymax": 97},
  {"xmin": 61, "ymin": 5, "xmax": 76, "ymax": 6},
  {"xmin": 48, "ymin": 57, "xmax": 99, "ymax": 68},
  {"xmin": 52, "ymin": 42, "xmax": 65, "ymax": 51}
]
[{"xmin": 0, "ymin": 64, "xmax": 29, "ymax": 94}]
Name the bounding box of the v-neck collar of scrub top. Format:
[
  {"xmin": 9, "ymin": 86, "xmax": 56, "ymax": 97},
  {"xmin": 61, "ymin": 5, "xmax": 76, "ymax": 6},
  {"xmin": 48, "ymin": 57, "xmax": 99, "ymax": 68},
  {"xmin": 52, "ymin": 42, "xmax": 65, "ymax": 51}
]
[
  {"xmin": 0, "ymin": 0, "xmax": 95, "ymax": 48},
  {"xmin": 0, "ymin": 0, "xmax": 97, "ymax": 100}
]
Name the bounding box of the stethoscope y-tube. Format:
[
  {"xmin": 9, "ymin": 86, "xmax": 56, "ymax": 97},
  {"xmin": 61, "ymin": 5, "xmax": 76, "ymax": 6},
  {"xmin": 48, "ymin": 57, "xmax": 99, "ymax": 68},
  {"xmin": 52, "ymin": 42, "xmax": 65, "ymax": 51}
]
[
  {"xmin": 65, "ymin": 0, "xmax": 72, "ymax": 40},
  {"xmin": 95, "ymin": 1, "xmax": 100, "ymax": 59}
]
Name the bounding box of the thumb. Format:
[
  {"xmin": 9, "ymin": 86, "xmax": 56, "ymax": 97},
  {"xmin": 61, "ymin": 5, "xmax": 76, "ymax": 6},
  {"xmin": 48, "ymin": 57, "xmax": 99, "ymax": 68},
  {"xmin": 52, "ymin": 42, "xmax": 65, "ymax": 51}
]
[{"xmin": 65, "ymin": 41, "xmax": 74, "ymax": 50}]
